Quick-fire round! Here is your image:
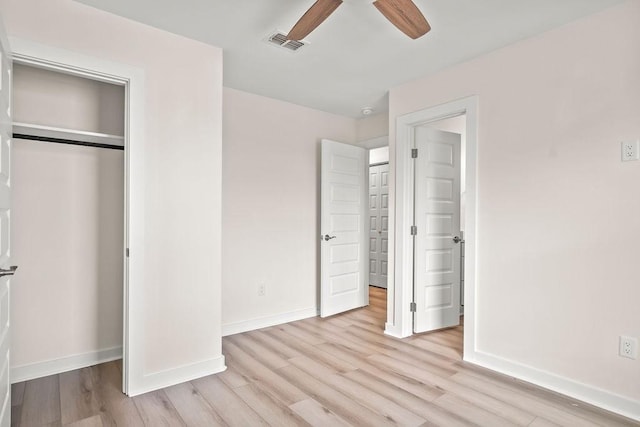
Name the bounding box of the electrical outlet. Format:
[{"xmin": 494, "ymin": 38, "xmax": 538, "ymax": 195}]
[
  {"xmin": 258, "ymin": 283, "xmax": 266, "ymax": 296},
  {"xmin": 619, "ymin": 336, "xmax": 638, "ymax": 359},
  {"xmin": 621, "ymin": 141, "xmax": 639, "ymax": 162}
]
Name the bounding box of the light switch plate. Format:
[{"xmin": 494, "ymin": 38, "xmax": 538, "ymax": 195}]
[{"xmin": 621, "ymin": 140, "xmax": 639, "ymax": 161}]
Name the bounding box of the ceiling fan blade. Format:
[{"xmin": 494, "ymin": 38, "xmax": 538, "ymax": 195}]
[
  {"xmin": 287, "ymin": 0, "xmax": 343, "ymax": 41},
  {"xmin": 373, "ymin": 0, "xmax": 431, "ymax": 39}
]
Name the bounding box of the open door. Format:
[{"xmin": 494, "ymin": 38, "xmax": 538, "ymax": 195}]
[
  {"xmin": 320, "ymin": 140, "xmax": 367, "ymax": 317},
  {"xmin": 0, "ymin": 22, "xmax": 14, "ymax": 427},
  {"xmin": 414, "ymin": 127, "xmax": 461, "ymax": 333}
]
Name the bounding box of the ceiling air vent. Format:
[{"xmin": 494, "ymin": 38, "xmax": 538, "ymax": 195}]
[{"xmin": 265, "ymin": 31, "xmax": 307, "ymax": 52}]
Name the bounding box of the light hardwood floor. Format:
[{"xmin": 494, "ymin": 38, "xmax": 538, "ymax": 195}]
[{"xmin": 11, "ymin": 287, "xmax": 639, "ymax": 426}]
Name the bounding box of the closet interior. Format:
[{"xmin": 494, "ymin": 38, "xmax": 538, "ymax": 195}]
[{"xmin": 10, "ymin": 63, "xmax": 126, "ymax": 381}]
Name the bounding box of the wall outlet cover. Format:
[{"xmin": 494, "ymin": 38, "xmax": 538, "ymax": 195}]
[
  {"xmin": 621, "ymin": 140, "xmax": 639, "ymax": 162},
  {"xmin": 619, "ymin": 336, "xmax": 638, "ymax": 359}
]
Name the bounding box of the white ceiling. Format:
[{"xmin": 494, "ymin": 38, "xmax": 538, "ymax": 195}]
[{"xmin": 75, "ymin": 0, "xmax": 623, "ymax": 118}]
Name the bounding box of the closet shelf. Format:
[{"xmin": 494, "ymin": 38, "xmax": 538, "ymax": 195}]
[{"xmin": 13, "ymin": 122, "xmax": 124, "ymax": 148}]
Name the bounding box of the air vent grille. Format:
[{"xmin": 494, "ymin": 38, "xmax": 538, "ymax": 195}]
[{"xmin": 265, "ymin": 31, "xmax": 307, "ymax": 52}]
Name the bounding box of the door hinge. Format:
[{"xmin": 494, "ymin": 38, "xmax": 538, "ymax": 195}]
[
  {"xmin": 410, "ymin": 225, "xmax": 417, "ymax": 235},
  {"xmin": 411, "ymin": 148, "xmax": 418, "ymax": 158},
  {"xmin": 126, "ymin": 248, "xmax": 130, "ymax": 258},
  {"xmin": 410, "ymin": 302, "xmax": 417, "ymax": 312}
]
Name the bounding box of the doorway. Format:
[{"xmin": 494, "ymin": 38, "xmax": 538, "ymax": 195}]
[
  {"xmin": 368, "ymin": 146, "xmax": 389, "ymax": 289},
  {"xmin": 9, "ymin": 39, "xmax": 145, "ymax": 395},
  {"xmin": 11, "ymin": 63, "xmax": 125, "ymax": 383},
  {"xmin": 388, "ymin": 96, "xmax": 478, "ymax": 362}
]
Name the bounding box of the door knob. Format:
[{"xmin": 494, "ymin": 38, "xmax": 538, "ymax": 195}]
[
  {"xmin": 452, "ymin": 236, "xmax": 463, "ymax": 244},
  {"xmin": 323, "ymin": 234, "xmax": 337, "ymax": 241},
  {"xmin": 0, "ymin": 266, "xmax": 17, "ymax": 278}
]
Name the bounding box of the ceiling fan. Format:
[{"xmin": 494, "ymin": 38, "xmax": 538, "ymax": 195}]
[{"xmin": 287, "ymin": 0, "xmax": 431, "ymax": 41}]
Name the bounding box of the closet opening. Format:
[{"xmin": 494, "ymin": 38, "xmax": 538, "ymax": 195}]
[{"xmin": 10, "ymin": 62, "xmax": 128, "ymax": 387}]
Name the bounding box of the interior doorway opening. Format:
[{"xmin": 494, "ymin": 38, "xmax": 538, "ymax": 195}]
[
  {"xmin": 10, "ymin": 63, "xmax": 126, "ymax": 384},
  {"xmin": 388, "ymin": 96, "xmax": 478, "ymax": 363},
  {"xmin": 368, "ymin": 146, "xmax": 389, "ymax": 290}
]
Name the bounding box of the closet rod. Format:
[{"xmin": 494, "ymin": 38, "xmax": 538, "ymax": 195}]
[{"xmin": 12, "ymin": 133, "xmax": 124, "ymax": 151}]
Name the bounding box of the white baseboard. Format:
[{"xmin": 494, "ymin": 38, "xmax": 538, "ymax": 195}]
[
  {"xmin": 384, "ymin": 321, "xmax": 412, "ymax": 338},
  {"xmin": 466, "ymin": 350, "xmax": 640, "ymax": 422},
  {"xmin": 222, "ymin": 307, "xmax": 318, "ymax": 336},
  {"xmin": 128, "ymin": 355, "xmax": 226, "ymax": 397},
  {"xmin": 11, "ymin": 346, "xmax": 122, "ymax": 383}
]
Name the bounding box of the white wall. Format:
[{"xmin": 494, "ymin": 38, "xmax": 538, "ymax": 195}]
[
  {"xmin": 222, "ymin": 87, "xmax": 356, "ymax": 334},
  {"xmin": 356, "ymin": 112, "xmax": 389, "ymax": 142},
  {"xmin": 389, "ymin": 0, "xmax": 640, "ymax": 415},
  {"xmin": 11, "ymin": 64, "xmax": 125, "ymax": 376},
  {"xmin": 2, "ymin": 0, "xmax": 224, "ymax": 391},
  {"xmin": 12, "ymin": 141, "xmax": 124, "ymax": 371},
  {"xmin": 13, "ymin": 63, "xmax": 124, "ymax": 135}
]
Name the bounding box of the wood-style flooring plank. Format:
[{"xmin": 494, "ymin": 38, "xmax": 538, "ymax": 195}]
[
  {"xmin": 277, "ymin": 364, "xmax": 398, "ymax": 427},
  {"xmin": 215, "ymin": 363, "xmax": 250, "ymax": 389},
  {"xmin": 132, "ymin": 390, "xmax": 185, "ymax": 427},
  {"xmin": 324, "ymin": 371, "xmax": 426, "ymax": 426},
  {"xmin": 223, "ymin": 339, "xmax": 309, "ymax": 405},
  {"xmin": 59, "ymin": 367, "xmax": 101, "ymax": 425},
  {"xmin": 19, "ymin": 374, "xmax": 61, "ymax": 426},
  {"xmin": 163, "ymin": 381, "xmax": 226, "ymax": 427},
  {"xmin": 289, "ymin": 398, "xmax": 352, "ymax": 427},
  {"xmin": 451, "ymin": 372, "xmax": 602, "ymax": 427},
  {"xmin": 233, "ymin": 382, "xmax": 311, "ymax": 427},
  {"xmin": 64, "ymin": 414, "xmax": 104, "ymax": 427},
  {"xmin": 341, "ymin": 369, "xmax": 473, "ymax": 427},
  {"xmin": 528, "ymin": 418, "xmax": 562, "ymax": 427},
  {"xmin": 270, "ymin": 323, "xmax": 325, "ymax": 346},
  {"xmin": 10, "ymin": 405, "xmax": 21, "ymax": 427},
  {"xmin": 286, "ymin": 353, "xmax": 423, "ymax": 423},
  {"xmin": 410, "ymin": 334, "xmax": 464, "ymax": 360},
  {"xmin": 192, "ymin": 375, "xmax": 268, "ymax": 426},
  {"xmin": 11, "ymin": 382, "xmax": 25, "ymax": 407},
  {"xmin": 245, "ymin": 329, "xmax": 303, "ymax": 359},
  {"xmin": 367, "ymin": 353, "xmax": 540, "ymax": 426},
  {"xmin": 459, "ymin": 363, "xmax": 638, "ymax": 427},
  {"xmin": 433, "ymin": 393, "xmax": 519, "ymax": 427},
  {"xmin": 453, "ymin": 368, "xmax": 640, "ymax": 427},
  {"xmin": 226, "ymin": 332, "xmax": 290, "ymax": 370},
  {"xmin": 90, "ymin": 361, "xmax": 144, "ymax": 427},
  {"xmin": 316, "ymin": 342, "xmax": 444, "ymax": 403}
]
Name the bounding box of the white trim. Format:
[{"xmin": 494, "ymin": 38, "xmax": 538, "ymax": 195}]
[
  {"xmin": 222, "ymin": 307, "xmax": 318, "ymax": 337},
  {"xmin": 9, "ymin": 38, "xmax": 145, "ymax": 395},
  {"xmin": 387, "ymin": 96, "xmax": 478, "ymax": 346},
  {"xmin": 383, "ymin": 321, "xmax": 403, "ymax": 338},
  {"xmin": 11, "ymin": 347, "xmax": 122, "ymax": 383},
  {"xmin": 129, "ymin": 355, "xmax": 226, "ymax": 397},
  {"xmin": 468, "ymin": 351, "xmax": 640, "ymax": 422}
]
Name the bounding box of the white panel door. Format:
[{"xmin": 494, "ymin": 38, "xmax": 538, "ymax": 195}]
[
  {"xmin": 368, "ymin": 163, "xmax": 389, "ymax": 288},
  {"xmin": 414, "ymin": 127, "xmax": 461, "ymax": 333},
  {"xmin": 0, "ymin": 25, "xmax": 13, "ymax": 427},
  {"xmin": 321, "ymin": 140, "xmax": 367, "ymax": 317}
]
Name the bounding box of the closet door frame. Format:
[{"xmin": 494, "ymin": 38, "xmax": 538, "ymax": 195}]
[{"xmin": 10, "ymin": 38, "xmax": 145, "ymax": 395}]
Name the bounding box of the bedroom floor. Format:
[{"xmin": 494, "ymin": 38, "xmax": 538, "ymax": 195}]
[{"xmin": 11, "ymin": 286, "xmax": 638, "ymax": 426}]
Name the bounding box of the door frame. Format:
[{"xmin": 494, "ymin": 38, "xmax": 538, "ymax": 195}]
[
  {"xmin": 387, "ymin": 95, "xmax": 478, "ymax": 361},
  {"xmin": 10, "ymin": 38, "xmax": 145, "ymax": 395}
]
